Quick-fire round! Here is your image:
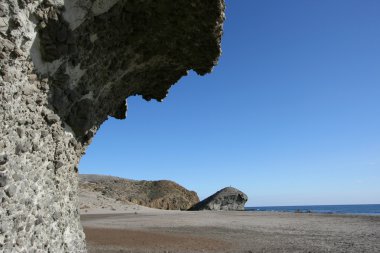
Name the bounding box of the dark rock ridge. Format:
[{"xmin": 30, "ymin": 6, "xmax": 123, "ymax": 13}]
[
  {"xmin": 79, "ymin": 174, "xmax": 199, "ymax": 210},
  {"xmin": 189, "ymin": 187, "xmax": 248, "ymax": 211},
  {"xmin": 0, "ymin": 0, "xmax": 225, "ymax": 252}
]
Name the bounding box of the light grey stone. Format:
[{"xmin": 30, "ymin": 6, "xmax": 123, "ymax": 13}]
[
  {"xmin": 34, "ymin": 216, "xmax": 43, "ymax": 226},
  {"xmin": 0, "ymin": 17, "xmax": 8, "ymax": 34},
  {"xmin": 45, "ymin": 114, "xmax": 60, "ymax": 124},
  {"xmin": 5, "ymin": 184, "xmax": 16, "ymax": 197},
  {"xmin": 12, "ymin": 173, "xmax": 24, "ymax": 181},
  {"xmin": 46, "ymin": 163, "xmax": 54, "ymax": 171},
  {"xmin": 15, "ymin": 142, "xmax": 29, "ymax": 154},
  {"xmin": 1, "ymin": 38, "xmax": 13, "ymax": 51},
  {"xmin": 55, "ymin": 161, "xmax": 64, "ymax": 169},
  {"xmin": 0, "ymin": 173, "xmax": 7, "ymax": 187},
  {"xmin": 16, "ymin": 127, "xmax": 25, "ymax": 138},
  {"xmin": 40, "ymin": 130, "xmax": 48, "ymax": 138}
]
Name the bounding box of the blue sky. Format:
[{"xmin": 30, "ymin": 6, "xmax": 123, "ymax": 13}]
[{"xmin": 80, "ymin": 0, "xmax": 380, "ymax": 206}]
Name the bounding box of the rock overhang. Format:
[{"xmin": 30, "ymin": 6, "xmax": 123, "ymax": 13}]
[
  {"xmin": 0, "ymin": 0, "xmax": 226, "ymax": 251},
  {"xmin": 33, "ymin": 0, "xmax": 225, "ymax": 141}
]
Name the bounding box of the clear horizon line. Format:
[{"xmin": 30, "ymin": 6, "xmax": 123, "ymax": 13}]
[{"xmin": 247, "ymin": 203, "xmax": 380, "ymax": 207}]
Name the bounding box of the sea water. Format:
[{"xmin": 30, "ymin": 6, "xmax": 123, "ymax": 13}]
[{"xmin": 246, "ymin": 204, "xmax": 380, "ymax": 215}]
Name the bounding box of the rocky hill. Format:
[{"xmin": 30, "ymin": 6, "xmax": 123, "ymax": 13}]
[
  {"xmin": 79, "ymin": 174, "xmax": 200, "ymax": 210},
  {"xmin": 189, "ymin": 187, "xmax": 248, "ymax": 211}
]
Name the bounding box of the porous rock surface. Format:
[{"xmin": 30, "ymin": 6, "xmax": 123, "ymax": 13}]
[
  {"xmin": 79, "ymin": 174, "xmax": 199, "ymax": 210},
  {"xmin": 0, "ymin": 0, "xmax": 225, "ymax": 252},
  {"xmin": 189, "ymin": 187, "xmax": 248, "ymax": 211}
]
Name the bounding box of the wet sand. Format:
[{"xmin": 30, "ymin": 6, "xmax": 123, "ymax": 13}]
[{"xmin": 81, "ymin": 210, "xmax": 380, "ymax": 253}]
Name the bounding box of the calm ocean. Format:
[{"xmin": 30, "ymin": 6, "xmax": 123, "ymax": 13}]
[{"xmin": 246, "ymin": 204, "xmax": 380, "ymax": 215}]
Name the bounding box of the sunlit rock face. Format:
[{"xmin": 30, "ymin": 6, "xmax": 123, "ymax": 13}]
[
  {"xmin": 189, "ymin": 187, "xmax": 248, "ymax": 211},
  {"xmin": 0, "ymin": 0, "xmax": 225, "ymax": 252}
]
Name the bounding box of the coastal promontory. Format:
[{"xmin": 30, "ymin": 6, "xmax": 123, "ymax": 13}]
[{"xmin": 79, "ymin": 174, "xmax": 199, "ymax": 210}]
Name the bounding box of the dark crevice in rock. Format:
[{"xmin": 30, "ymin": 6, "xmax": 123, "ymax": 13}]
[
  {"xmin": 36, "ymin": 4, "xmax": 74, "ymax": 62},
  {"xmin": 0, "ymin": 154, "xmax": 8, "ymax": 166}
]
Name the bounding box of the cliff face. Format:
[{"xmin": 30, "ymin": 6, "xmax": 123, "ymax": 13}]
[
  {"xmin": 79, "ymin": 174, "xmax": 199, "ymax": 210},
  {"xmin": 0, "ymin": 0, "xmax": 225, "ymax": 252}
]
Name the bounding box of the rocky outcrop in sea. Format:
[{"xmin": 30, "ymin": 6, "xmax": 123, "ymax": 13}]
[{"xmin": 189, "ymin": 187, "xmax": 248, "ymax": 211}]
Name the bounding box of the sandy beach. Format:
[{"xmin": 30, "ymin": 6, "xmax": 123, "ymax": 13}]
[{"xmin": 81, "ymin": 209, "xmax": 380, "ymax": 253}]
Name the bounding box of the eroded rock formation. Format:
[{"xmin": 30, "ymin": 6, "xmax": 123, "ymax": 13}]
[
  {"xmin": 189, "ymin": 187, "xmax": 248, "ymax": 211},
  {"xmin": 0, "ymin": 0, "xmax": 225, "ymax": 252},
  {"xmin": 79, "ymin": 174, "xmax": 199, "ymax": 210}
]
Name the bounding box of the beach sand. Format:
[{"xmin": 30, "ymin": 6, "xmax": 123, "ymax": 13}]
[{"xmin": 81, "ymin": 208, "xmax": 380, "ymax": 253}]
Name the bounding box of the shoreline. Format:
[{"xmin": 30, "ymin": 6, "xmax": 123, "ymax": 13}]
[
  {"xmin": 246, "ymin": 210, "xmax": 380, "ymax": 216},
  {"xmin": 81, "ymin": 209, "xmax": 380, "ymax": 253},
  {"xmin": 245, "ymin": 204, "xmax": 380, "ymax": 216}
]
